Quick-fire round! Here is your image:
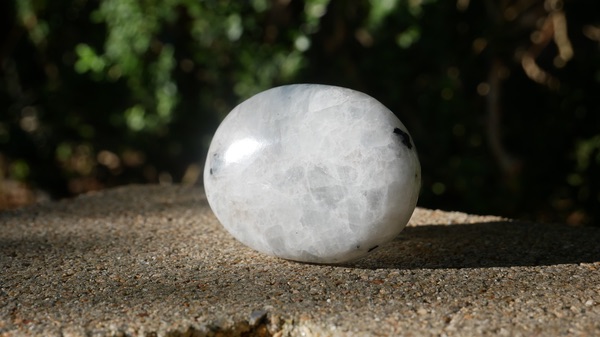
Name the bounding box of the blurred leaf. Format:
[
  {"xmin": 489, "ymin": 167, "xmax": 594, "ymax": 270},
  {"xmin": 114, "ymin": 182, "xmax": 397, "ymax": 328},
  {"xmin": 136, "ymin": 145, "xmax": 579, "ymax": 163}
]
[
  {"xmin": 75, "ymin": 44, "xmax": 106, "ymax": 74},
  {"xmin": 124, "ymin": 105, "xmax": 147, "ymax": 131},
  {"xmin": 396, "ymin": 26, "xmax": 421, "ymax": 48},
  {"xmin": 576, "ymin": 135, "xmax": 600, "ymax": 171}
]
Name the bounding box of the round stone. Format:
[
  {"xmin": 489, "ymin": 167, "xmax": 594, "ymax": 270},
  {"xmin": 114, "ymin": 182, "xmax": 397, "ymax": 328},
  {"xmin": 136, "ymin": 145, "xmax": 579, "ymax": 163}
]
[{"xmin": 204, "ymin": 84, "xmax": 421, "ymax": 263}]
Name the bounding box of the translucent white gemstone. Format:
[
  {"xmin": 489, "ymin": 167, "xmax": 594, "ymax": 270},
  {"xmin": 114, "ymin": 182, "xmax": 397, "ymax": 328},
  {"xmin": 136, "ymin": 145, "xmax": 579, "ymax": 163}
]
[{"xmin": 204, "ymin": 84, "xmax": 421, "ymax": 263}]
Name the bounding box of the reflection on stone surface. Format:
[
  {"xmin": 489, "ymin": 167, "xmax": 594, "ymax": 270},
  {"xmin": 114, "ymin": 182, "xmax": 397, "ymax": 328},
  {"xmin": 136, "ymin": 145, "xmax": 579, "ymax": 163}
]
[{"xmin": 224, "ymin": 138, "xmax": 262, "ymax": 164}]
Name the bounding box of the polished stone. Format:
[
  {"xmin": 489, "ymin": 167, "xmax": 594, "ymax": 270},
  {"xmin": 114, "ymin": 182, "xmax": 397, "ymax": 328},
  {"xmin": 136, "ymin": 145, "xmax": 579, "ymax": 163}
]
[{"xmin": 204, "ymin": 84, "xmax": 421, "ymax": 263}]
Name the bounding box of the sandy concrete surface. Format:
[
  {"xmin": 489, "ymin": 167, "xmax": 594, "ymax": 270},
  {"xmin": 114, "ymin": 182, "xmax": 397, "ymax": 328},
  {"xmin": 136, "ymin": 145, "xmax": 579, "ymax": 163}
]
[{"xmin": 1, "ymin": 185, "xmax": 599, "ymax": 336}]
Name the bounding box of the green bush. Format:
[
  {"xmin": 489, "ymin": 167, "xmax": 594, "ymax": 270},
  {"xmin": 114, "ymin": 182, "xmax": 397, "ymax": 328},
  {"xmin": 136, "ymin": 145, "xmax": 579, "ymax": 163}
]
[{"xmin": 1, "ymin": 0, "xmax": 599, "ymax": 225}]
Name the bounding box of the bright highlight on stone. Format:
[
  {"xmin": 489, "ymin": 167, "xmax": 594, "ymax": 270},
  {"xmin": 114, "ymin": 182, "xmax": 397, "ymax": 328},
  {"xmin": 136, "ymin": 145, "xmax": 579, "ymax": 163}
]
[{"xmin": 204, "ymin": 84, "xmax": 421, "ymax": 263}]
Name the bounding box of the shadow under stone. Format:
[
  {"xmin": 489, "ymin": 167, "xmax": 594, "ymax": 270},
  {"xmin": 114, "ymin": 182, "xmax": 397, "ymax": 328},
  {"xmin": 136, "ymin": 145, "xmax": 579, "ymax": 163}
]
[{"xmin": 350, "ymin": 221, "xmax": 600, "ymax": 270}]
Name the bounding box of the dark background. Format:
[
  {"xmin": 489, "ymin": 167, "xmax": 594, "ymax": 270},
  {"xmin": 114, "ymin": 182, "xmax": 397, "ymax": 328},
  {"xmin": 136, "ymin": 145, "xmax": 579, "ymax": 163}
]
[{"xmin": 1, "ymin": 0, "xmax": 599, "ymax": 226}]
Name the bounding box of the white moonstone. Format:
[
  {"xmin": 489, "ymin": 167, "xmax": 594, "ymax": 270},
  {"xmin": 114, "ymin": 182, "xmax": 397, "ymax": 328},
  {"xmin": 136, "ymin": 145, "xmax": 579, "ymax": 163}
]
[{"xmin": 204, "ymin": 84, "xmax": 421, "ymax": 263}]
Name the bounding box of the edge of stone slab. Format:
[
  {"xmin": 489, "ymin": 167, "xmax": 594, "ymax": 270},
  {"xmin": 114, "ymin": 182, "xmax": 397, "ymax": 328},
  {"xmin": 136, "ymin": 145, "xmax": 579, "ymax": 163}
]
[{"xmin": 0, "ymin": 184, "xmax": 505, "ymax": 226}]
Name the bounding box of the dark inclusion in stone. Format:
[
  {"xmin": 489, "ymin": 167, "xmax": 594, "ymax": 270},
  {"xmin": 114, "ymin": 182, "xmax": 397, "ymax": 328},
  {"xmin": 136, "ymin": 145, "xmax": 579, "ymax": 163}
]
[
  {"xmin": 210, "ymin": 152, "xmax": 222, "ymax": 176},
  {"xmin": 393, "ymin": 127, "xmax": 413, "ymax": 149},
  {"xmin": 368, "ymin": 245, "xmax": 379, "ymax": 252}
]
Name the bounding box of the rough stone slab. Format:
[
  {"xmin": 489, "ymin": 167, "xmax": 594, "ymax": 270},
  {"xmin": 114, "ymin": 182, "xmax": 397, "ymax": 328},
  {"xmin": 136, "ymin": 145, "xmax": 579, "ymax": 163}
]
[{"xmin": 1, "ymin": 185, "xmax": 599, "ymax": 337}]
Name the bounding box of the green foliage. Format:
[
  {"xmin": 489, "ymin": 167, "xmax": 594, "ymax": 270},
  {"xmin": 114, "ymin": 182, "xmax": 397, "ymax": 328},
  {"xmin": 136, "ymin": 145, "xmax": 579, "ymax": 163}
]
[{"xmin": 1, "ymin": 0, "xmax": 599, "ymax": 225}]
